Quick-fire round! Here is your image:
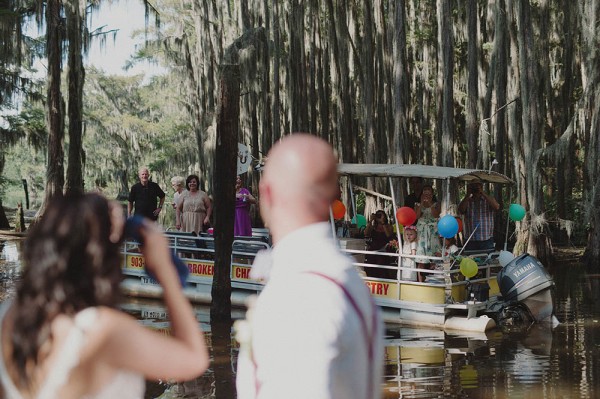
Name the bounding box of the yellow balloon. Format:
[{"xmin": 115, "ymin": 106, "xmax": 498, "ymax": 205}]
[{"xmin": 460, "ymin": 258, "xmax": 478, "ymax": 278}]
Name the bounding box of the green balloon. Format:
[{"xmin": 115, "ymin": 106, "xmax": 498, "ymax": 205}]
[
  {"xmin": 460, "ymin": 258, "xmax": 478, "ymax": 278},
  {"xmin": 509, "ymin": 204, "xmax": 526, "ymax": 221},
  {"xmin": 352, "ymin": 214, "xmax": 367, "ymax": 229}
]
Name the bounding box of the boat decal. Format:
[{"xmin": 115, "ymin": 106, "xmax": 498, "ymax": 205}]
[
  {"xmin": 185, "ymin": 260, "xmax": 214, "ymax": 277},
  {"xmin": 125, "ymin": 254, "xmax": 145, "ymax": 269},
  {"xmin": 141, "ymin": 276, "xmax": 159, "ymax": 285},
  {"xmin": 364, "ymin": 279, "xmax": 399, "ymax": 300},
  {"xmin": 232, "ymin": 265, "xmax": 253, "ymax": 281},
  {"xmin": 513, "ymin": 262, "xmax": 536, "ymax": 279}
]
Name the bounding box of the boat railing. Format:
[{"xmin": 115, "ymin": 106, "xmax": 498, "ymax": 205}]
[
  {"xmin": 121, "ymin": 231, "xmax": 270, "ymax": 290},
  {"xmin": 340, "ymin": 244, "xmax": 501, "ymax": 305}
]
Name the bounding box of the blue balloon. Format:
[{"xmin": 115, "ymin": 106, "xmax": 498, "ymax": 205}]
[{"xmin": 437, "ymin": 214, "xmax": 459, "ymax": 238}]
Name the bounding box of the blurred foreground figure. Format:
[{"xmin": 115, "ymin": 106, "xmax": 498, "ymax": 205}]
[
  {"xmin": 236, "ymin": 134, "xmax": 383, "ymax": 399},
  {"xmin": 0, "ymin": 193, "xmax": 208, "ymax": 399}
]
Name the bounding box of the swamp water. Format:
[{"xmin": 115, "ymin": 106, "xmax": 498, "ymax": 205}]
[{"xmin": 0, "ymin": 241, "xmax": 598, "ymax": 399}]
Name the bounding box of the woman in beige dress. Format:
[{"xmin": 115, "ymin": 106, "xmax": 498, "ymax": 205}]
[{"xmin": 176, "ymin": 174, "xmax": 212, "ymax": 233}]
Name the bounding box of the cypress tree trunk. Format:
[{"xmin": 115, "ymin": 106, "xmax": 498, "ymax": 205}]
[
  {"xmin": 493, "ymin": 0, "xmax": 509, "ymax": 246},
  {"xmin": 514, "ymin": 0, "xmax": 551, "ymax": 262},
  {"xmin": 439, "ymin": 0, "xmax": 454, "ymax": 168},
  {"xmin": 211, "ymin": 64, "xmax": 239, "ymax": 320},
  {"xmin": 465, "ymin": 0, "xmax": 478, "ymax": 169},
  {"xmin": 579, "ymin": 0, "xmax": 600, "ymax": 269},
  {"xmin": 65, "ymin": 0, "xmax": 85, "ymax": 195},
  {"xmin": 261, "ymin": 0, "xmax": 272, "ymax": 151},
  {"xmin": 493, "ymin": 0, "xmax": 508, "ymax": 178},
  {"xmin": 392, "ymin": 0, "xmax": 408, "ymax": 167},
  {"xmin": 271, "ymin": 0, "xmax": 281, "ymax": 142},
  {"xmin": 363, "ymin": 1, "xmax": 376, "ymax": 164},
  {"xmin": 556, "ymin": 0, "xmax": 577, "ymax": 225},
  {"xmin": 437, "ymin": 0, "xmax": 455, "ymax": 209},
  {"xmin": 309, "ymin": 0, "xmax": 318, "ymax": 136},
  {"xmin": 288, "ymin": 0, "xmax": 308, "ymax": 132},
  {"xmin": 211, "ymin": 319, "xmax": 236, "ymax": 397},
  {"xmin": 42, "ymin": 0, "xmax": 65, "ymax": 208}
]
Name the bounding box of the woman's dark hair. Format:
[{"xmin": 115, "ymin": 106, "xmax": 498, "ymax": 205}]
[
  {"xmin": 375, "ymin": 210, "xmax": 388, "ymax": 224},
  {"xmin": 420, "ymin": 185, "xmax": 434, "ymax": 197},
  {"xmin": 11, "ymin": 193, "xmax": 123, "ymax": 388},
  {"xmin": 186, "ymin": 174, "xmax": 201, "ymax": 190}
]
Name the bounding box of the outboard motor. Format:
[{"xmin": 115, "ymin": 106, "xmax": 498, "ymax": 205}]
[{"xmin": 496, "ymin": 253, "xmax": 555, "ymax": 322}]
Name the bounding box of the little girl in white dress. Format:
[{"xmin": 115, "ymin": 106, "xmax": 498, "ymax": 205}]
[{"xmin": 401, "ymin": 226, "xmax": 418, "ymax": 281}]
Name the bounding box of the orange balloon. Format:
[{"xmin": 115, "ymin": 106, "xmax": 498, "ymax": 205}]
[
  {"xmin": 456, "ymin": 217, "xmax": 463, "ymax": 233},
  {"xmin": 331, "ymin": 200, "xmax": 346, "ymax": 219},
  {"xmin": 396, "ymin": 206, "xmax": 417, "ymax": 226}
]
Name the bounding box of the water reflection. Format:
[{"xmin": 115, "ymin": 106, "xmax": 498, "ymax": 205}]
[
  {"xmin": 1, "ymin": 242, "xmax": 600, "ymax": 398},
  {"xmin": 0, "ymin": 240, "xmax": 22, "ymax": 302},
  {"xmin": 382, "ymin": 323, "xmax": 558, "ymax": 398},
  {"xmin": 121, "ymin": 299, "xmax": 241, "ymax": 398},
  {"xmin": 211, "ymin": 319, "xmax": 236, "ymax": 399}
]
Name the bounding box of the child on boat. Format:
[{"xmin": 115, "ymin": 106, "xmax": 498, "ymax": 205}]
[
  {"xmin": 442, "ymin": 236, "xmax": 460, "ymax": 257},
  {"xmin": 401, "ymin": 225, "xmax": 418, "ymax": 281}
]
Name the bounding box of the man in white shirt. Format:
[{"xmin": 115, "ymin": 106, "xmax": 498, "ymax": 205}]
[{"xmin": 236, "ymin": 133, "xmax": 383, "ymax": 399}]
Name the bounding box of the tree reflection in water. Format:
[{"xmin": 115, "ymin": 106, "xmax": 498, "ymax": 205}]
[
  {"xmin": 145, "ymin": 319, "xmax": 236, "ymax": 399},
  {"xmin": 211, "ymin": 319, "xmax": 236, "ymax": 399},
  {"xmin": 136, "ymin": 306, "xmax": 238, "ymax": 399}
]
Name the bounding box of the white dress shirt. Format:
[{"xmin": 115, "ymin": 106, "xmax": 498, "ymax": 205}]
[{"xmin": 236, "ymin": 222, "xmax": 383, "ymax": 399}]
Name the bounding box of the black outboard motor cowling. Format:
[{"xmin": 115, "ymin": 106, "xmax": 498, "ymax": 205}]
[{"xmin": 497, "ymin": 253, "xmax": 554, "ymax": 322}]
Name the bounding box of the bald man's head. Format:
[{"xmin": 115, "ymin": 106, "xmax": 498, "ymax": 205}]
[{"xmin": 260, "ymin": 134, "xmax": 338, "ymax": 241}]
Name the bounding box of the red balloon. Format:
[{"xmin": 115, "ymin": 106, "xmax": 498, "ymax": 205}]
[
  {"xmin": 456, "ymin": 217, "xmax": 463, "ymax": 234},
  {"xmin": 332, "ymin": 200, "xmax": 346, "ymax": 219},
  {"xmin": 396, "ymin": 206, "xmax": 417, "ymax": 226}
]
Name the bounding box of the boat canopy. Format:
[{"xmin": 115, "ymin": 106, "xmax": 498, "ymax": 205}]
[{"xmin": 337, "ymin": 163, "xmax": 513, "ymax": 184}]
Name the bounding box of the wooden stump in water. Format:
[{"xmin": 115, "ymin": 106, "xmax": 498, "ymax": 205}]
[
  {"xmin": 15, "ymin": 203, "xmax": 26, "ymax": 232},
  {"xmin": 0, "ymin": 202, "xmax": 10, "ymax": 229}
]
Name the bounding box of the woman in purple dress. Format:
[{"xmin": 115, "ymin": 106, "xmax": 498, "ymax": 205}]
[{"xmin": 235, "ymin": 175, "xmax": 257, "ymax": 236}]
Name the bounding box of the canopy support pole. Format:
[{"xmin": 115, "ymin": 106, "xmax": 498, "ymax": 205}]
[
  {"xmin": 389, "ymin": 177, "xmax": 402, "ymax": 273},
  {"xmin": 445, "ymin": 177, "xmax": 451, "ymax": 214},
  {"xmin": 504, "ymin": 186, "xmax": 512, "ymax": 251},
  {"xmin": 329, "ymin": 207, "xmax": 337, "ymax": 243},
  {"xmin": 349, "ymin": 179, "xmax": 357, "ymax": 221}
]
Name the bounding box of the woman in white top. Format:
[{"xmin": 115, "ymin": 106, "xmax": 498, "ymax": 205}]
[
  {"xmin": 170, "ymin": 176, "xmax": 186, "ymax": 210},
  {"xmin": 0, "ymin": 193, "xmax": 208, "ymax": 399}
]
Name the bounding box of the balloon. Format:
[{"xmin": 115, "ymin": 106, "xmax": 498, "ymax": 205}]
[
  {"xmin": 331, "ymin": 200, "xmax": 346, "ymax": 219},
  {"xmin": 351, "ymin": 214, "xmax": 367, "ymax": 229},
  {"xmin": 460, "ymin": 258, "xmax": 478, "ymax": 278},
  {"xmin": 396, "ymin": 206, "xmax": 417, "ymax": 226},
  {"xmin": 498, "ymin": 250, "xmax": 515, "ymax": 267},
  {"xmin": 509, "ymin": 204, "xmax": 526, "ymax": 221},
  {"xmin": 455, "ymin": 217, "xmax": 463, "ymax": 234},
  {"xmin": 438, "ymin": 214, "xmax": 459, "ymax": 238}
]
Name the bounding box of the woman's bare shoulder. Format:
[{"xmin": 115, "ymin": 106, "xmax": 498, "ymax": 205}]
[{"xmin": 77, "ymin": 307, "xmax": 138, "ymax": 361}]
